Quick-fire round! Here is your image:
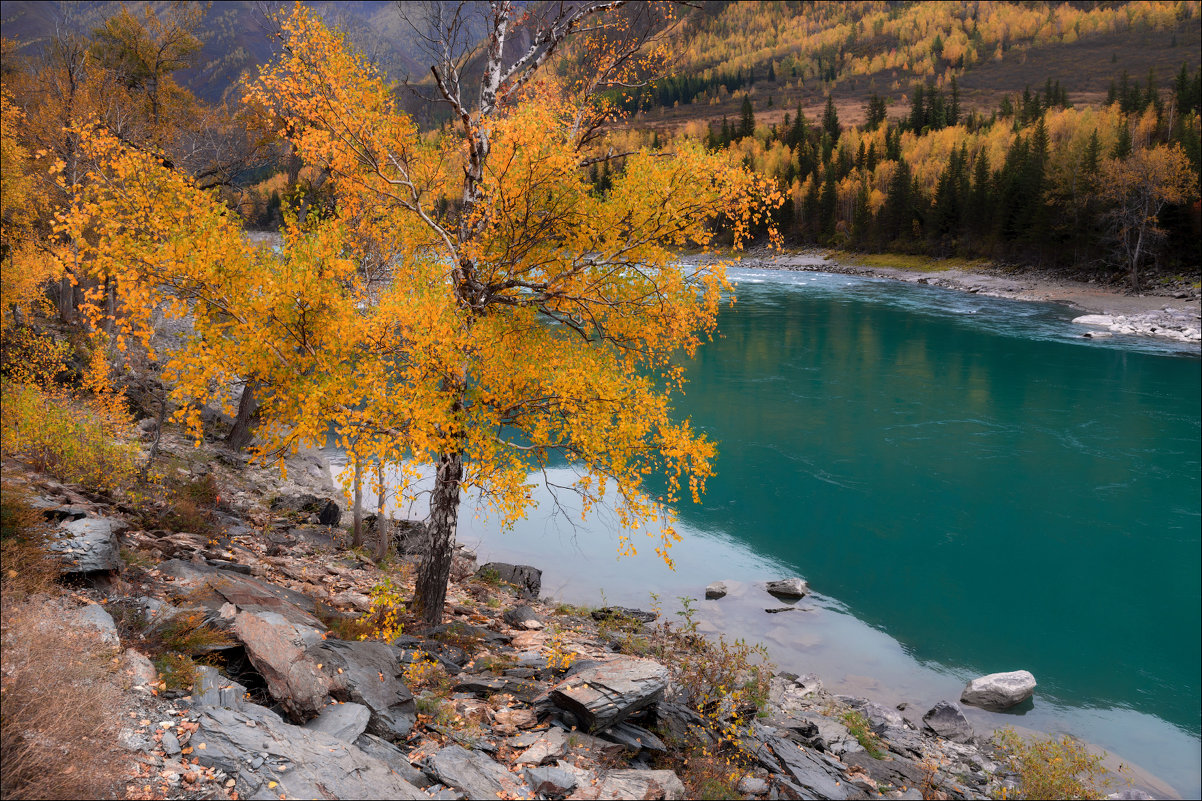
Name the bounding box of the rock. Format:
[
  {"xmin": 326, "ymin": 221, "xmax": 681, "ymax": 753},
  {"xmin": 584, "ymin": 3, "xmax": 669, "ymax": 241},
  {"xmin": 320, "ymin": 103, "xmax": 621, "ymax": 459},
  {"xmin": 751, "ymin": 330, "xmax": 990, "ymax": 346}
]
[
  {"xmin": 765, "ymin": 578, "xmax": 810, "ymax": 599},
  {"xmin": 922, "ymin": 701, "xmax": 974, "ymax": 744},
  {"xmin": 525, "ymin": 765, "xmax": 579, "ymax": 796},
  {"xmin": 1072, "ymin": 314, "xmax": 1115, "ymax": 327},
  {"xmin": 310, "ymin": 638, "xmax": 417, "ymax": 739},
  {"xmin": 705, "ymin": 581, "xmax": 729, "ymax": 599},
  {"xmin": 766, "ymin": 736, "xmax": 853, "ymax": 800},
  {"xmin": 426, "ymin": 744, "xmax": 531, "ymax": 799},
  {"xmin": 571, "ymin": 769, "xmax": 686, "ymax": 800},
  {"xmin": 353, "ymin": 733, "xmax": 434, "ymax": 788},
  {"xmin": 192, "ymin": 665, "xmax": 247, "ymax": 710},
  {"xmin": 737, "ymin": 776, "xmax": 770, "ymax": 795},
  {"xmin": 503, "ymin": 605, "xmax": 545, "ymax": 630},
  {"xmin": 1107, "ymin": 790, "xmax": 1156, "ymax": 800},
  {"xmin": 550, "ymin": 657, "xmax": 669, "ymax": 732},
  {"xmin": 960, "ymin": 670, "xmax": 1037, "ymax": 710},
  {"xmin": 70, "ymin": 603, "xmax": 121, "ymax": 648},
  {"xmin": 476, "ymin": 562, "xmax": 542, "ymax": 598},
  {"xmin": 48, "ymin": 517, "xmax": 126, "ymax": 574},
  {"xmin": 232, "ymin": 610, "xmax": 329, "ymax": 720},
  {"xmin": 158, "ymin": 559, "xmax": 322, "ymax": 628},
  {"xmin": 304, "ymin": 701, "xmax": 371, "ymax": 742},
  {"xmin": 123, "ymin": 649, "xmax": 157, "ymax": 687},
  {"xmin": 599, "ymin": 721, "xmax": 667, "ymax": 752},
  {"xmin": 160, "ymin": 728, "xmax": 181, "ymax": 755},
  {"xmin": 191, "ymin": 701, "xmax": 425, "ymax": 799},
  {"xmin": 514, "ymin": 728, "xmax": 571, "ymax": 765},
  {"xmin": 856, "ymin": 700, "xmax": 906, "ymax": 734},
  {"xmin": 590, "ymin": 606, "xmax": 657, "ymax": 624},
  {"xmin": 765, "ymin": 606, "xmax": 798, "ymax": 614},
  {"xmin": 330, "ymin": 591, "xmax": 373, "ymax": 612},
  {"xmin": 843, "ymin": 750, "xmax": 928, "ymax": 792}
]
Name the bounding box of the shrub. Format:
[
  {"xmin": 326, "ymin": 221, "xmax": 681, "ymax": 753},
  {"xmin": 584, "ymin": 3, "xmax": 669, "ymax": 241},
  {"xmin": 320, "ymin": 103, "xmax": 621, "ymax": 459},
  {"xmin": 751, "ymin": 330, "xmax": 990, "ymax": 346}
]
[
  {"xmin": 993, "ymin": 728, "xmax": 1109, "ymax": 800},
  {"xmin": 0, "ymin": 381, "xmax": 138, "ymax": 495},
  {"xmin": 0, "ymin": 485, "xmax": 60, "ymax": 599},
  {"xmin": 839, "ymin": 709, "xmax": 886, "ymax": 759},
  {"xmin": 1, "ymin": 596, "xmax": 125, "ymax": 799}
]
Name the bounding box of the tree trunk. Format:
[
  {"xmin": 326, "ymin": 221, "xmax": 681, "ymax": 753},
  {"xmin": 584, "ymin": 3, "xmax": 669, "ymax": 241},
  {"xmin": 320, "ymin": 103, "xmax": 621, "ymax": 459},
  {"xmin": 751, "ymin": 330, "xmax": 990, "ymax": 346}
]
[
  {"xmin": 57, "ymin": 275, "xmax": 75, "ymax": 323},
  {"xmin": 351, "ymin": 457, "xmax": 364, "ymax": 548},
  {"xmin": 224, "ymin": 381, "xmax": 260, "ymax": 451},
  {"xmin": 413, "ymin": 450, "xmax": 462, "ymax": 627},
  {"xmin": 373, "ymin": 461, "xmax": 391, "ymax": 562}
]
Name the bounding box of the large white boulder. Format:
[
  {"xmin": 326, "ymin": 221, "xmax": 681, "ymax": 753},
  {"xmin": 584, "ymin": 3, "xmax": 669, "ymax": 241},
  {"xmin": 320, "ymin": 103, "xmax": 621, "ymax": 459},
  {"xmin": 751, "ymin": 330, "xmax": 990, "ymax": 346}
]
[{"xmin": 960, "ymin": 670, "xmax": 1037, "ymax": 710}]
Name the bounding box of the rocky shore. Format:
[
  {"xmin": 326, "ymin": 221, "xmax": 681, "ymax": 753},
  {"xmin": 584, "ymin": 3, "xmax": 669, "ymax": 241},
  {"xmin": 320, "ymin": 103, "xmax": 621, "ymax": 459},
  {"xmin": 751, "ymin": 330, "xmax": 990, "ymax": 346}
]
[
  {"xmin": 735, "ymin": 250, "xmax": 1202, "ymax": 345},
  {"xmin": 2, "ymin": 427, "xmax": 1165, "ymax": 800}
]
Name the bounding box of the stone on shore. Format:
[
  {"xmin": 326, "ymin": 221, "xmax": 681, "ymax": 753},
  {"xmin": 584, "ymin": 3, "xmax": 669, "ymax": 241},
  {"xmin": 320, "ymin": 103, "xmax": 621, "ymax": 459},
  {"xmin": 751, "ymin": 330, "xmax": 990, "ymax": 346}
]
[
  {"xmin": 550, "ymin": 657, "xmax": 669, "ymax": 732},
  {"xmin": 1072, "ymin": 314, "xmax": 1115, "ymax": 327},
  {"xmin": 922, "ymin": 701, "xmax": 974, "ymax": 743},
  {"xmin": 765, "ymin": 578, "xmax": 810, "ymax": 599},
  {"xmin": 960, "ymin": 670, "xmax": 1037, "ymax": 710},
  {"xmin": 503, "ymin": 605, "xmax": 545, "ymax": 630},
  {"xmin": 705, "ymin": 581, "xmax": 729, "ymax": 599},
  {"xmin": 476, "ymin": 562, "xmax": 542, "ymax": 598}
]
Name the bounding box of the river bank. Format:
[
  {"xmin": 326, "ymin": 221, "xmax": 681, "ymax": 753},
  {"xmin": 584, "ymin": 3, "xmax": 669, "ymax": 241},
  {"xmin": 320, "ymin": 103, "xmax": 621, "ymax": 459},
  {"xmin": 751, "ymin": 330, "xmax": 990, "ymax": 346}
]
[
  {"xmin": 3, "ymin": 419, "xmax": 1177, "ymax": 800},
  {"xmin": 734, "ymin": 250, "xmax": 1202, "ymax": 344}
]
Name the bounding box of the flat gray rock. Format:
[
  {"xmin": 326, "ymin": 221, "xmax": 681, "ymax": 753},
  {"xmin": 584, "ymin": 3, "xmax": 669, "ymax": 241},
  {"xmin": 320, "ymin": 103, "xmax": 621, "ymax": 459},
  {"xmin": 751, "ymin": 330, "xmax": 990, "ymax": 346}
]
[
  {"xmin": 503, "ymin": 605, "xmax": 544, "ymax": 630},
  {"xmin": 191, "ymin": 702, "xmax": 425, "ymax": 800},
  {"xmin": 767, "ymin": 736, "xmax": 853, "ymax": 800},
  {"xmin": 353, "ymin": 734, "xmax": 433, "ymax": 788},
  {"xmin": 922, "ymin": 700, "xmax": 974, "ymax": 744},
  {"xmin": 310, "ymin": 639, "xmax": 417, "ymax": 739},
  {"xmin": 765, "ymin": 578, "xmax": 810, "ymax": 599},
  {"xmin": 572, "ymin": 769, "xmax": 686, "ymax": 800},
  {"xmin": 960, "ymin": 670, "xmax": 1036, "ymax": 710},
  {"xmin": 427, "ymin": 744, "xmax": 531, "ymax": 799},
  {"xmin": 192, "ymin": 665, "xmax": 247, "ymax": 710},
  {"xmin": 549, "ymin": 657, "xmax": 669, "ymax": 732},
  {"xmin": 525, "ymin": 765, "xmax": 579, "ymax": 796},
  {"xmin": 304, "ymin": 701, "xmax": 370, "ymax": 742},
  {"xmin": 49, "ymin": 517, "xmax": 125, "ymax": 573},
  {"xmin": 70, "ymin": 603, "xmax": 121, "ymax": 647},
  {"xmin": 600, "ymin": 721, "xmax": 667, "ymax": 753}
]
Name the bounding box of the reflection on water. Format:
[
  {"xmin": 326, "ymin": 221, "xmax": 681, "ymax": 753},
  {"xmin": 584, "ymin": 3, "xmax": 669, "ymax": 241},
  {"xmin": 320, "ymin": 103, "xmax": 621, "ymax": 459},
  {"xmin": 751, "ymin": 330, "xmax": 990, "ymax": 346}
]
[{"xmin": 327, "ymin": 269, "xmax": 1201, "ymax": 796}]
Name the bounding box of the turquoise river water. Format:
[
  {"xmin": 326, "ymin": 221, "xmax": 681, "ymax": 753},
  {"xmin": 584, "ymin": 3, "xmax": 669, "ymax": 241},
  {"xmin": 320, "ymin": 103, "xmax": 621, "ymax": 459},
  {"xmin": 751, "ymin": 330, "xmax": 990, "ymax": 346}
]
[{"xmin": 338, "ymin": 268, "xmax": 1201, "ymax": 795}]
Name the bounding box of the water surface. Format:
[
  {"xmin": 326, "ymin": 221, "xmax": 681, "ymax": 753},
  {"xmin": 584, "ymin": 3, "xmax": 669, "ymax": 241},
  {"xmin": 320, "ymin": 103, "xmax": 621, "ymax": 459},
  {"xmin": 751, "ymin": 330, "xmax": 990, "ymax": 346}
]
[{"xmin": 340, "ymin": 269, "xmax": 1202, "ymax": 795}]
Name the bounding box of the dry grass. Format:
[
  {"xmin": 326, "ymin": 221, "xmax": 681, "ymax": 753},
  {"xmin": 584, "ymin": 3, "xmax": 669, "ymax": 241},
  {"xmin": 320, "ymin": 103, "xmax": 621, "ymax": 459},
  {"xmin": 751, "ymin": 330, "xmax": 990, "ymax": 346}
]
[
  {"xmin": 0, "ymin": 483, "xmax": 59, "ymax": 599},
  {"xmin": 1, "ymin": 595, "xmax": 126, "ymax": 800}
]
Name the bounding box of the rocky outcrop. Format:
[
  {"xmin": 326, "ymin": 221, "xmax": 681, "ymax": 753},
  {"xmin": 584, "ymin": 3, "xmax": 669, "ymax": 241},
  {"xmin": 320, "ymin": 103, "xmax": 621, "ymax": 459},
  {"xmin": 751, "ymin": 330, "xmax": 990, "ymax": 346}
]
[
  {"xmin": 1072, "ymin": 310, "xmax": 1201, "ymax": 342},
  {"xmin": 476, "ymin": 562, "xmax": 542, "ymax": 598},
  {"xmin": 426, "ymin": 744, "xmax": 531, "ymax": 799},
  {"xmin": 232, "ymin": 610, "xmax": 329, "ymax": 720},
  {"xmin": 550, "ymin": 657, "xmax": 669, "ymax": 732},
  {"xmin": 309, "ymin": 638, "xmax": 417, "ymax": 739},
  {"xmin": 48, "ymin": 517, "xmax": 126, "ymax": 574},
  {"xmin": 960, "ymin": 670, "xmax": 1037, "ymax": 710}
]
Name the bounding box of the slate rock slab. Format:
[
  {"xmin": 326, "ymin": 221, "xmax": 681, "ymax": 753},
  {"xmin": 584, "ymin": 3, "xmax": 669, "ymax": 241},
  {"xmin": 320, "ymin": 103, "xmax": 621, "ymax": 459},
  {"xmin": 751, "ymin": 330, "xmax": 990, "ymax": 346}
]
[
  {"xmin": 922, "ymin": 701, "xmax": 974, "ymax": 744},
  {"xmin": 599, "ymin": 721, "xmax": 668, "ymax": 753},
  {"xmin": 765, "ymin": 578, "xmax": 810, "ymax": 599},
  {"xmin": 310, "ymin": 638, "xmax": 417, "ymax": 739},
  {"xmin": 960, "ymin": 670, "xmax": 1037, "ymax": 710},
  {"xmin": 427, "ymin": 744, "xmax": 531, "ymax": 799},
  {"xmin": 570, "ymin": 769, "xmax": 686, "ymax": 800},
  {"xmin": 526, "ymin": 765, "xmax": 579, "ymax": 796},
  {"xmin": 232, "ymin": 610, "xmax": 329, "ymax": 720},
  {"xmin": 304, "ymin": 701, "xmax": 371, "ymax": 742},
  {"xmin": 49, "ymin": 517, "xmax": 126, "ymax": 573},
  {"xmin": 157, "ymin": 559, "xmax": 321, "ymax": 628},
  {"xmin": 767, "ymin": 736, "xmax": 855, "ymax": 800},
  {"xmin": 476, "ymin": 562, "xmax": 542, "ymax": 598},
  {"xmin": 353, "ymin": 734, "xmax": 433, "ymax": 788},
  {"xmin": 550, "ymin": 657, "xmax": 669, "ymax": 732},
  {"xmin": 191, "ymin": 702, "xmax": 425, "ymax": 800}
]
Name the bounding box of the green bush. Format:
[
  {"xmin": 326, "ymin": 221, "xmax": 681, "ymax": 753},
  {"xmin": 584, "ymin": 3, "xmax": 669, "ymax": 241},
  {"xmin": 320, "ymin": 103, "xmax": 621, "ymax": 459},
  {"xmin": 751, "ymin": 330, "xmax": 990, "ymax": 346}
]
[{"xmin": 994, "ymin": 728, "xmax": 1109, "ymax": 800}]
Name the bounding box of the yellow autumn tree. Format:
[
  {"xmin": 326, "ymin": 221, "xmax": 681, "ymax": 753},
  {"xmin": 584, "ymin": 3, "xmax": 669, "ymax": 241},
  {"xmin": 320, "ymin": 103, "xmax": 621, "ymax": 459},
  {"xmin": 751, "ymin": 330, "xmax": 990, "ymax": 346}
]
[
  {"xmin": 1100, "ymin": 144, "xmax": 1198, "ymax": 289},
  {"xmin": 63, "ymin": 2, "xmax": 778, "ymax": 626}
]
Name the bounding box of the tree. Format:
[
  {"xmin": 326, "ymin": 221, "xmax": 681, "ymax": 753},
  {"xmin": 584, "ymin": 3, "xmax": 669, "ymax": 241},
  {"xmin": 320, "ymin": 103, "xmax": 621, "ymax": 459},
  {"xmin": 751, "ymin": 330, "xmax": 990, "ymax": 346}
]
[
  {"xmin": 821, "ymin": 94, "xmax": 841, "ymax": 140},
  {"xmin": 738, "ymin": 94, "xmax": 756, "ymax": 139},
  {"xmin": 66, "ymin": 4, "xmax": 778, "ymax": 627},
  {"xmin": 1100, "ymin": 144, "xmax": 1197, "ymax": 289}
]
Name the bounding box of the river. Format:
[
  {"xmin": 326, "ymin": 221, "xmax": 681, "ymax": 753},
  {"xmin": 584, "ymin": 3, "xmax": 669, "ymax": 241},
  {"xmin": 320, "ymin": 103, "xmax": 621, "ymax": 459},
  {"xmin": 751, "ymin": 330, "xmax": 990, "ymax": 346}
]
[{"xmin": 329, "ymin": 267, "xmax": 1202, "ymax": 796}]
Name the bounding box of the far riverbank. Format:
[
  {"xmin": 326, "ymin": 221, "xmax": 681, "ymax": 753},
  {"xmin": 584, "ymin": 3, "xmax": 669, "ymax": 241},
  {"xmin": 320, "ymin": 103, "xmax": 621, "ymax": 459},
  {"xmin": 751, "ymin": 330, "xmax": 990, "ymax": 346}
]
[{"xmin": 734, "ymin": 249, "xmax": 1202, "ymax": 344}]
